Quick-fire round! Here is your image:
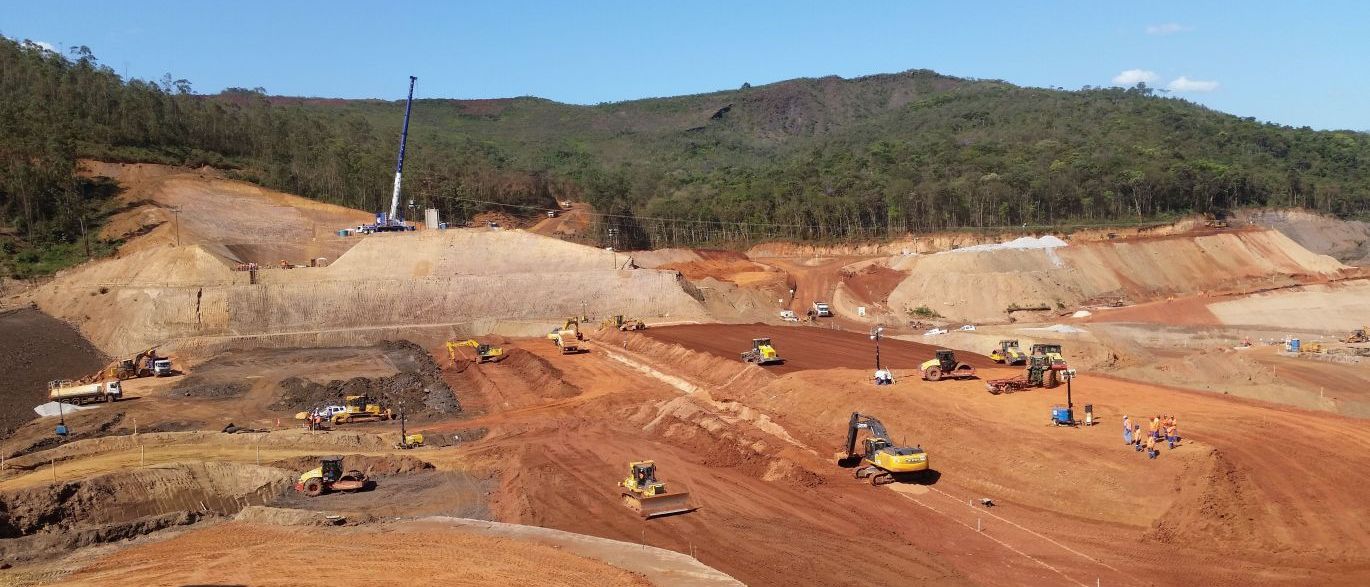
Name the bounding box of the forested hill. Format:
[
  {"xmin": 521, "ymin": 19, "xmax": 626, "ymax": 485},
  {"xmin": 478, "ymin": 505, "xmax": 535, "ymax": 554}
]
[{"xmin": 3, "ymin": 34, "xmax": 1370, "ymax": 264}]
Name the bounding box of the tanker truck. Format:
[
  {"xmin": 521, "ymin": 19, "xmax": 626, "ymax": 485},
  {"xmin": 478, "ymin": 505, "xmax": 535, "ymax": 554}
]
[{"xmin": 48, "ymin": 380, "xmax": 122, "ymax": 405}]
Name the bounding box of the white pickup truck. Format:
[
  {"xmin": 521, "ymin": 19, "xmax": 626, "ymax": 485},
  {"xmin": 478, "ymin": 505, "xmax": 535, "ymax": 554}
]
[{"xmin": 48, "ymin": 380, "xmax": 122, "ymax": 405}]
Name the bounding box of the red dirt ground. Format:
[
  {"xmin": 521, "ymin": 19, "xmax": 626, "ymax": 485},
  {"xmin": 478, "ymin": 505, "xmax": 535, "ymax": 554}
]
[
  {"xmin": 481, "ymin": 327, "xmax": 1370, "ymax": 586},
  {"xmin": 643, "ymin": 323, "xmax": 997, "ymax": 375}
]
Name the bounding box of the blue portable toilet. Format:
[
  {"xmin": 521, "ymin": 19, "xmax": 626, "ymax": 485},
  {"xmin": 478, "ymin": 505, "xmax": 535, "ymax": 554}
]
[{"xmin": 1289, "ymin": 338, "xmax": 1301, "ymax": 352}]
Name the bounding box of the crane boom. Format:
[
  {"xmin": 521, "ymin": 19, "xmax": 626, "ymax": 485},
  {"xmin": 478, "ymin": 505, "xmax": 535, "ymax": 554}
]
[{"xmin": 388, "ymin": 75, "xmax": 417, "ymax": 222}]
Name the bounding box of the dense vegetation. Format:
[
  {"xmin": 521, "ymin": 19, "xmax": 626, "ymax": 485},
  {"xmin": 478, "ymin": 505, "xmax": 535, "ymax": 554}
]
[{"xmin": 4, "ymin": 34, "xmax": 1370, "ymax": 265}]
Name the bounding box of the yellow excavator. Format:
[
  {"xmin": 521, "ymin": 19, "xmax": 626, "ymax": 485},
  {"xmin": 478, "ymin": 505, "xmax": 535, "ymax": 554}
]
[
  {"xmin": 1342, "ymin": 326, "xmax": 1369, "ymax": 344},
  {"xmin": 740, "ymin": 337, "xmax": 784, "ymax": 365},
  {"xmin": 446, "ymin": 339, "xmax": 503, "ymax": 365},
  {"xmin": 618, "ymin": 460, "xmax": 697, "ymax": 518},
  {"xmin": 548, "ymin": 318, "xmax": 585, "ymax": 354},
  {"xmin": 988, "ymin": 339, "xmax": 1027, "ymax": 365},
  {"xmin": 841, "ymin": 412, "xmax": 929, "ymax": 485},
  {"xmin": 81, "ymin": 347, "xmax": 173, "ymax": 383}
]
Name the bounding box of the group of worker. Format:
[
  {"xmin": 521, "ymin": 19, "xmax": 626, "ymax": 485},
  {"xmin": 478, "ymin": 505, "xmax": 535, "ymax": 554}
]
[{"xmin": 1121, "ymin": 414, "xmax": 1180, "ymax": 459}]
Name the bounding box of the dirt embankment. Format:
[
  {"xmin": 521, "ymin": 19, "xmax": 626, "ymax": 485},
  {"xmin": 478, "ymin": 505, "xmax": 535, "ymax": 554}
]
[
  {"xmin": 0, "ymin": 462, "xmax": 290, "ymax": 563},
  {"xmin": 0, "ymin": 309, "xmax": 107, "ymax": 439},
  {"xmin": 272, "ymin": 340, "xmax": 459, "ymax": 417},
  {"xmin": 1238, "ymin": 208, "xmax": 1370, "ymax": 266}
]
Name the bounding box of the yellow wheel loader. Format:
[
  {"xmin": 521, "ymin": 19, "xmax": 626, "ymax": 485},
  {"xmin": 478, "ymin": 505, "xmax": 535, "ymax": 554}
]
[
  {"xmin": 446, "ymin": 339, "xmax": 503, "ymax": 365},
  {"xmin": 988, "ymin": 339, "xmax": 1027, "ymax": 365},
  {"xmin": 618, "ymin": 460, "xmax": 698, "ymax": 518},
  {"xmin": 740, "ymin": 337, "xmax": 784, "ymax": 365},
  {"xmin": 295, "ymin": 457, "xmax": 368, "ymax": 496},
  {"xmin": 920, "ymin": 350, "xmax": 977, "ymax": 381},
  {"xmin": 840, "ymin": 412, "xmax": 929, "ymax": 485}
]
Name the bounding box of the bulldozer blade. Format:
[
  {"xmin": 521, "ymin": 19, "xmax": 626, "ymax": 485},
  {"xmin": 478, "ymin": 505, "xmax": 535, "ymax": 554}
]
[{"xmin": 623, "ymin": 491, "xmax": 697, "ymax": 518}]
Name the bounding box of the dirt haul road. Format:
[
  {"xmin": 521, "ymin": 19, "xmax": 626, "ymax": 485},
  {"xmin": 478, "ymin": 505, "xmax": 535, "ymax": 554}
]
[
  {"xmin": 434, "ymin": 327, "xmax": 1370, "ymax": 586},
  {"xmin": 643, "ymin": 323, "xmax": 998, "ymax": 375}
]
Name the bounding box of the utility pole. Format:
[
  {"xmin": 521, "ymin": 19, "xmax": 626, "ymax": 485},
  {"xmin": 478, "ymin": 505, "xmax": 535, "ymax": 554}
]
[{"xmin": 869, "ymin": 325, "xmax": 884, "ymax": 371}]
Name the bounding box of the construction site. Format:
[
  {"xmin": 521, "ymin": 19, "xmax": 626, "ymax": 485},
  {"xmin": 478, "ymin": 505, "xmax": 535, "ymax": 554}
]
[
  {"xmin": 0, "ymin": 158, "xmax": 1366, "ymax": 586},
  {"xmin": 0, "ymin": 73, "xmax": 1366, "ymax": 586}
]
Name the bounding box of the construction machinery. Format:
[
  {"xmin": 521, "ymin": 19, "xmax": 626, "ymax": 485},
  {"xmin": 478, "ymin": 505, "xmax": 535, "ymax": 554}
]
[
  {"xmin": 353, "ymin": 76, "xmax": 420, "ymax": 233},
  {"xmin": 988, "ymin": 339, "xmax": 1027, "ymax": 366},
  {"xmin": 604, "ymin": 315, "xmax": 646, "ymax": 331},
  {"xmin": 920, "ymin": 350, "xmax": 977, "ymax": 381},
  {"xmin": 445, "ymin": 339, "xmax": 503, "ymax": 365},
  {"xmin": 49, "ymin": 380, "xmax": 122, "ymax": 404},
  {"xmin": 841, "ymin": 412, "xmax": 929, "ymax": 485},
  {"xmin": 548, "ymin": 318, "xmax": 585, "ymax": 354},
  {"xmin": 295, "ymin": 457, "xmax": 368, "ymax": 496},
  {"xmin": 740, "ymin": 337, "xmax": 784, "ymax": 365},
  {"xmin": 82, "ymin": 347, "xmax": 172, "ymax": 383},
  {"xmin": 1030, "ymin": 343, "xmax": 1069, "ymax": 371},
  {"xmin": 617, "ymin": 460, "xmax": 697, "ymax": 518},
  {"xmin": 331, "ymin": 395, "xmax": 393, "ymax": 424},
  {"xmin": 1342, "ymin": 327, "xmax": 1369, "ymax": 344},
  {"xmin": 985, "ymin": 355, "xmax": 1062, "ymax": 394}
]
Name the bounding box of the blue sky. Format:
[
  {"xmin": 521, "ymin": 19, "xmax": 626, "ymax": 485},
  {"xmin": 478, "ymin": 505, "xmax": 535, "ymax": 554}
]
[{"xmin": 3, "ymin": 1, "xmax": 1367, "ymax": 130}]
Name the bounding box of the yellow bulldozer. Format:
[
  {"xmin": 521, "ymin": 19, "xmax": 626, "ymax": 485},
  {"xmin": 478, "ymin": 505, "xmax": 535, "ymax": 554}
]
[
  {"xmin": 605, "ymin": 315, "xmax": 647, "ymax": 331},
  {"xmin": 920, "ymin": 350, "xmax": 977, "ymax": 381},
  {"xmin": 446, "ymin": 339, "xmax": 503, "ymax": 365},
  {"xmin": 548, "ymin": 318, "xmax": 585, "ymax": 354},
  {"xmin": 331, "ymin": 394, "xmax": 393, "ymax": 425},
  {"xmin": 988, "ymin": 339, "xmax": 1027, "ymax": 365},
  {"xmin": 1342, "ymin": 327, "xmax": 1369, "ymax": 344},
  {"xmin": 618, "ymin": 460, "xmax": 697, "ymax": 518},
  {"xmin": 740, "ymin": 337, "xmax": 784, "ymax": 365},
  {"xmin": 841, "ymin": 412, "xmax": 929, "ymax": 485}
]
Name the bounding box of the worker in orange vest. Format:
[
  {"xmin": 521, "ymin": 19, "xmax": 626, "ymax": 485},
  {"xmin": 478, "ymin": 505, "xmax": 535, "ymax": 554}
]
[
  {"xmin": 1145, "ymin": 434, "xmax": 1159, "ymax": 459},
  {"xmin": 1149, "ymin": 416, "xmax": 1161, "ymax": 439}
]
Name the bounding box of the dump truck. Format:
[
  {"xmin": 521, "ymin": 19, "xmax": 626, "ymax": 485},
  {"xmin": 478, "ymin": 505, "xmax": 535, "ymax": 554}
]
[
  {"xmin": 841, "ymin": 412, "xmax": 929, "ymax": 485},
  {"xmin": 988, "ymin": 339, "xmax": 1027, "ymax": 365},
  {"xmin": 618, "ymin": 460, "xmax": 697, "ymax": 518},
  {"xmin": 548, "ymin": 318, "xmax": 585, "ymax": 354},
  {"xmin": 48, "ymin": 380, "xmax": 122, "ymax": 405},
  {"xmin": 741, "ymin": 337, "xmax": 784, "ymax": 365},
  {"xmin": 920, "ymin": 350, "xmax": 977, "ymax": 381},
  {"xmin": 811, "ymin": 302, "xmax": 832, "ymax": 317},
  {"xmin": 295, "ymin": 457, "xmax": 368, "ymax": 496}
]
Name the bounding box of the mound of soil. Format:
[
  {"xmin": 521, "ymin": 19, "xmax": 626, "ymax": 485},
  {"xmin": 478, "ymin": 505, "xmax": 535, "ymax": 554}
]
[
  {"xmin": 500, "ymin": 349, "xmax": 580, "ymax": 399},
  {"xmin": 0, "ymin": 309, "xmax": 107, "ymax": 439},
  {"xmin": 265, "ymin": 454, "xmax": 435, "ymax": 477},
  {"xmin": 169, "ymin": 376, "xmax": 250, "ymax": 399},
  {"xmin": 271, "ymin": 340, "xmax": 459, "ymax": 417}
]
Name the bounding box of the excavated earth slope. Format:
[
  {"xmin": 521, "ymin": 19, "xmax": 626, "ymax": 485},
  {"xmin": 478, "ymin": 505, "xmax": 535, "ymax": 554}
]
[
  {"xmin": 885, "ymin": 228, "xmax": 1348, "ymax": 323},
  {"xmin": 35, "ymin": 229, "xmax": 709, "ymax": 356}
]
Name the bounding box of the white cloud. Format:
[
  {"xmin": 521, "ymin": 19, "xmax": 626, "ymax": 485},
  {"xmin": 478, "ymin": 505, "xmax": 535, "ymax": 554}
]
[
  {"xmin": 1112, "ymin": 69, "xmax": 1159, "ymax": 85},
  {"xmin": 1167, "ymin": 76, "xmax": 1220, "ymax": 92},
  {"xmin": 1145, "ymin": 22, "xmax": 1191, "ymax": 35}
]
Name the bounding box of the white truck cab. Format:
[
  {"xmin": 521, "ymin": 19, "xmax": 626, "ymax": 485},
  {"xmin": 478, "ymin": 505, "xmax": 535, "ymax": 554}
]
[{"xmin": 812, "ymin": 302, "xmax": 832, "ymax": 317}]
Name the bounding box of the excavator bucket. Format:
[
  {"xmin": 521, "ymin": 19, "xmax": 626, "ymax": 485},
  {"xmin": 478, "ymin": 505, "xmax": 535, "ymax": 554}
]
[{"xmin": 622, "ymin": 491, "xmax": 697, "ymax": 518}]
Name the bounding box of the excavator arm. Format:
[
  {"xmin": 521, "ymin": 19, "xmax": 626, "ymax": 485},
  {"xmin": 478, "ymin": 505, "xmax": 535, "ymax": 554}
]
[{"xmin": 845, "ymin": 412, "xmax": 889, "ymax": 456}]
